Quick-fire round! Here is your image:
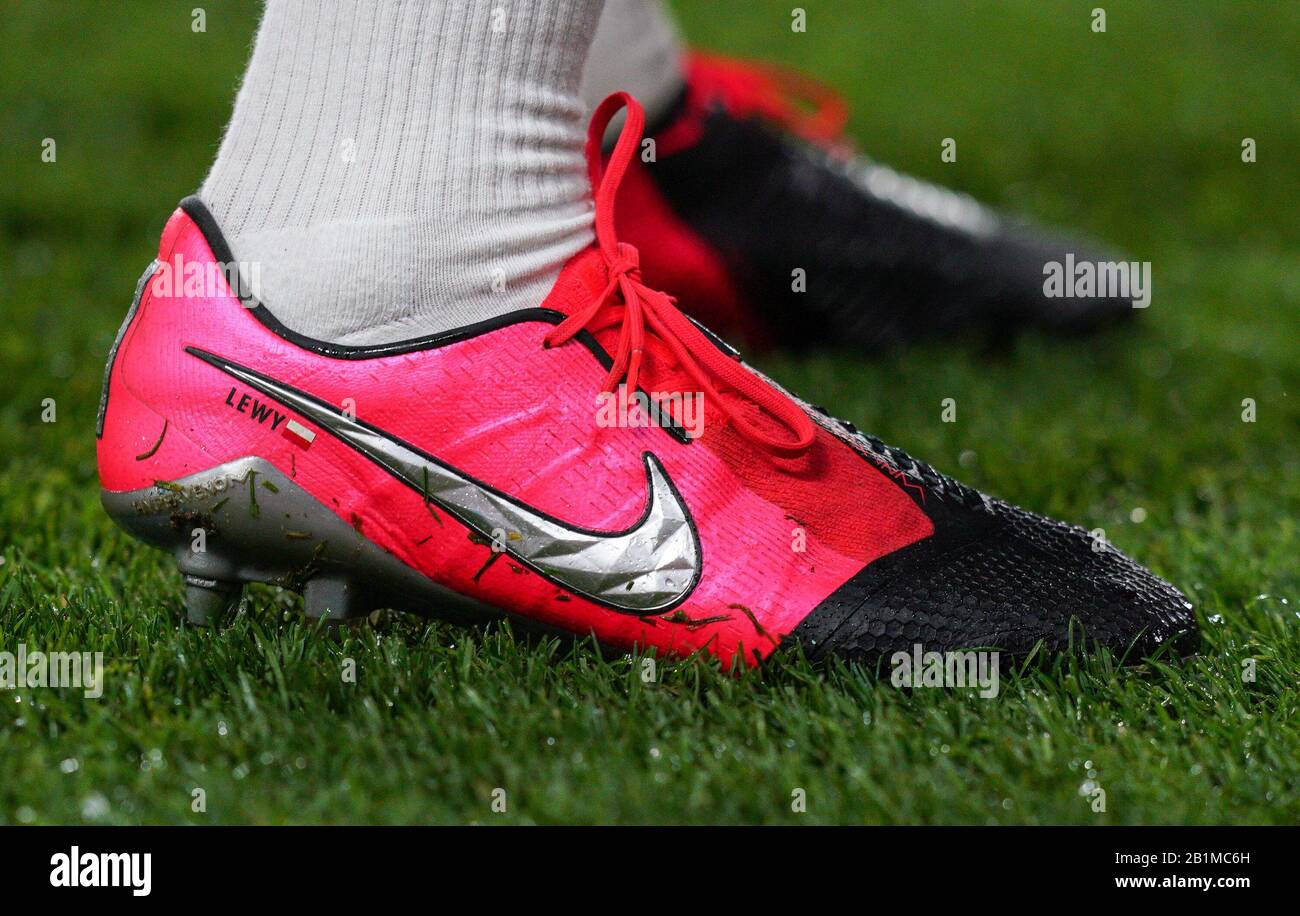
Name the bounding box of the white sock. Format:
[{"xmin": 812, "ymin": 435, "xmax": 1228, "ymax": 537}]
[
  {"xmin": 201, "ymin": 0, "xmax": 602, "ymax": 345},
  {"xmin": 580, "ymin": 0, "xmax": 685, "ymax": 126}
]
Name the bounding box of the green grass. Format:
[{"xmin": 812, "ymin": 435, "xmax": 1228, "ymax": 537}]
[{"xmin": 0, "ymin": 0, "xmax": 1296, "ymax": 824}]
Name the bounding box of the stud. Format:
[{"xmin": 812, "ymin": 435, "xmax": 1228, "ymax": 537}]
[{"xmin": 183, "ymin": 575, "xmax": 242, "ymax": 626}]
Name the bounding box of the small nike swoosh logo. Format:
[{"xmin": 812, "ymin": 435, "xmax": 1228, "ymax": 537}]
[{"xmin": 186, "ymin": 347, "xmax": 701, "ymax": 614}]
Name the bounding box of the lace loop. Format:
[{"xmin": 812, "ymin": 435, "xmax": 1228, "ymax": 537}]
[{"xmin": 543, "ymin": 92, "xmax": 815, "ymax": 458}]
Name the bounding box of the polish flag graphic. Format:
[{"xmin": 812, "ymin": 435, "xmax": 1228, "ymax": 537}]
[{"xmin": 283, "ymin": 419, "xmax": 316, "ymax": 449}]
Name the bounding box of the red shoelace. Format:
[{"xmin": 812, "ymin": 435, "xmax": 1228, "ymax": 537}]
[{"xmin": 543, "ymin": 92, "xmax": 815, "ymax": 458}]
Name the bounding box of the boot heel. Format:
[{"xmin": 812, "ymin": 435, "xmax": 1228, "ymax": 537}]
[{"xmin": 101, "ymin": 456, "xmax": 497, "ymax": 627}]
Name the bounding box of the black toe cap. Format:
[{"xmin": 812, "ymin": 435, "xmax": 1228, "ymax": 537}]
[
  {"xmin": 997, "ymin": 226, "xmax": 1141, "ymax": 334},
  {"xmin": 791, "ymin": 498, "xmax": 1197, "ymax": 665}
]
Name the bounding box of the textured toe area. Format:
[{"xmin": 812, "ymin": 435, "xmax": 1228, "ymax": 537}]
[{"xmin": 792, "ymin": 497, "xmax": 1198, "ymax": 664}]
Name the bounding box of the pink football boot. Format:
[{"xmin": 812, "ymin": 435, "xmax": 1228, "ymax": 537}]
[{"xmin": 97, "ymin": 94, "xmax": 1195, "ymax": 666}]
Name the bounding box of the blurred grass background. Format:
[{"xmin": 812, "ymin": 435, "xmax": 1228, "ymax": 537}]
[{"xmin": 0, "ymin": 1, "xmax": 1296, "ymax": 824}]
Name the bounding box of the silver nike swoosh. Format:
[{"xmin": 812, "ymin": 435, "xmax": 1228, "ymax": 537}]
[{"xmin": 186, "ymin": 347, "xmax": 700, "ymax": 614}]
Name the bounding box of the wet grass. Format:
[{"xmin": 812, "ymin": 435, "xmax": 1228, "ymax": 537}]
[{"xmin": 0, "ymin": 1, "xmax": 1296, "ymax": 824}]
